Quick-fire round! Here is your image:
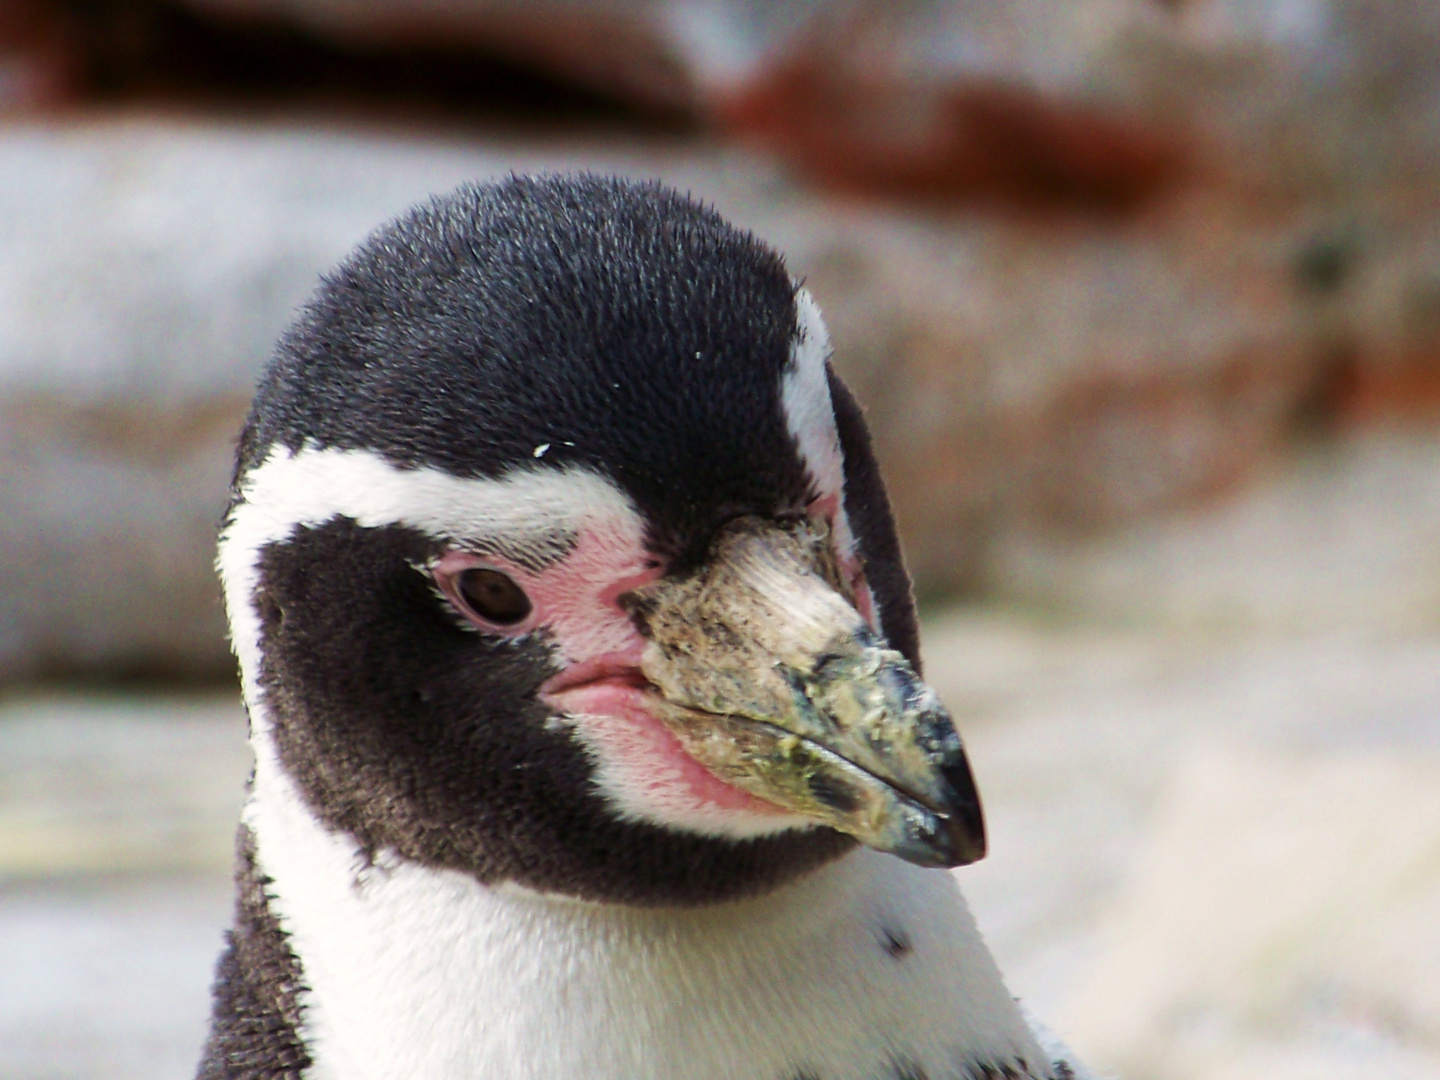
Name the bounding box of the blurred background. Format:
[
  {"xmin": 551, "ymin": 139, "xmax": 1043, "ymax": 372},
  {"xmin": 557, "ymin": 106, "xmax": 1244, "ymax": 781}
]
[{"xmin": 1, "ymin": 1, "xmax": 1438, "ymax": 1077}]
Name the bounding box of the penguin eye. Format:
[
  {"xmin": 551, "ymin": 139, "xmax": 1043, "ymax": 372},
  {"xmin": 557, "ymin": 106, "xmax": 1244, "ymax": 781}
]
[{"xmin": 455, "ymin": 568, "xmax": 532, "ymax": 626}]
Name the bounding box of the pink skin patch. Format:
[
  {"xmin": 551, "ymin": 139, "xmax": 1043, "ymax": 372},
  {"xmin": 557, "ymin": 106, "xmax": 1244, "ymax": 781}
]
[
  {"xmin": 433, "ymin": 507, "xmax": 870, "ymax": 836},
  {"xmin": 542, "ymin": 661, "xmax": 785, "ymax": 820}
]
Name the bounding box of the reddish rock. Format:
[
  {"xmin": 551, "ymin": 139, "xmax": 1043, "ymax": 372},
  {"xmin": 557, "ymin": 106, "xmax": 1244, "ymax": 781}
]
[
  {"xmin": 0, "ymin": 0, "xmax": 82, "ymax": 112},
  {"xmin": 717, "ymin": 9, "xmax": 1193, "ymax": 210},
  {"xmin": 1337, "ymin": 358, "xmax": 1440, "ymax": 425},
  {"xmin": 94, "ymin": 0, "xmax": 1428, "ymax": 226},
  {"xmin": 1010, "ymin": 351, "xmax": 1310, "ymax": 529},
  {"xmin": 162, "ymin": 0, "xmax": 1198, "ymax": 208}
]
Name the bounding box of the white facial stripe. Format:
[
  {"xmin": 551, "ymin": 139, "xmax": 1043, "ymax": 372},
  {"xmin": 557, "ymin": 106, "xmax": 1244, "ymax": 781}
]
[
  {"xmin": 783, "ymin": 289, "xmax": 858, "ymax": 563},
  {"xmin": 228, "ymin": 444, "xmax": 642, "ymax": 550}
]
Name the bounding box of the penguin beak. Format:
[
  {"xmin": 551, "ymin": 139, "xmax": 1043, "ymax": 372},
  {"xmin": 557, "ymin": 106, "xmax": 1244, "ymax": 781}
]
[{"xmin": 620, "ymin": 517, "xmax": 986, "ymax": 869}]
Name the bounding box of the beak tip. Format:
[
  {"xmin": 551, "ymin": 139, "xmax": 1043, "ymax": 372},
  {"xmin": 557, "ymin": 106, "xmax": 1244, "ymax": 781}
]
[
  {"xmin": 944, "ymin": 812, "xmax": 988, "ymax": 867},
  {"xmin": 927, "ymin": 751, "xmax": 988, "ymax": 867},
  {"xmin": 887, "ymin": 800, "xmax": 987, "ymax": 869}
]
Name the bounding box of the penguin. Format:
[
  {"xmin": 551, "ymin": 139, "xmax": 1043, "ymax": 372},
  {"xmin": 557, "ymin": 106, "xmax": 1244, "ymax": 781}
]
[{"xmin": 198, "ymin": 173, "xmax": 1092, "ymax": 1080}]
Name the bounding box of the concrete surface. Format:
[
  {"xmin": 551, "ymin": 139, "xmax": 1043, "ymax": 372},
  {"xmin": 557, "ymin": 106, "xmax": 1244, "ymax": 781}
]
[{"xmin": 1066, "ymin": 746, "xmax": 1440, "ymax": 1080}]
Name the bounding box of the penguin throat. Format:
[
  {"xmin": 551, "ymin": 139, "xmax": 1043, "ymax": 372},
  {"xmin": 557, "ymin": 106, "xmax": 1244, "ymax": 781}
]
[{"xmin": 244, "ymin": 759, "xmax": 1051, "ymax": 1080}]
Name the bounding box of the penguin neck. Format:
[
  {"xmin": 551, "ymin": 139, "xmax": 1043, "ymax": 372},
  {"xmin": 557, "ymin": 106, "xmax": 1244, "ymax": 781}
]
[{"xmin": 246, "ymin": 746, "xmax": 1049, "ymax": 1080}]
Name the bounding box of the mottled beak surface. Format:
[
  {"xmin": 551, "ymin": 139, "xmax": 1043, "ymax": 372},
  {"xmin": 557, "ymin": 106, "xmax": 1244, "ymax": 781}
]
[{"xmin": 622, "ymin": 517, "xmax": 986, "ymax": 868}]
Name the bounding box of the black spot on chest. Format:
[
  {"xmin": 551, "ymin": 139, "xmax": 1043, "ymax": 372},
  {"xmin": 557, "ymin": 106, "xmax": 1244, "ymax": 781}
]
[{"xmin": 880, "ymin": 924, "xmax": 913, "ymax": 959}]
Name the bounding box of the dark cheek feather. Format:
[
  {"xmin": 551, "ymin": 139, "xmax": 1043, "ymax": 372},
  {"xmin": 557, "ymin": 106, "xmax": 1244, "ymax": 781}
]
[{"xmin": 252, "ymin": 516, "xmax": 854, "ymax": 905}]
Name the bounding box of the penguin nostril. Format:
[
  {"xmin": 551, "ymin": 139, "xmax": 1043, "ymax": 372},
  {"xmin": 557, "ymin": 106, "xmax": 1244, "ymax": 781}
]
[{"xmin": 456, "ymin": 568, "xmax": 532, "ymax": 626}]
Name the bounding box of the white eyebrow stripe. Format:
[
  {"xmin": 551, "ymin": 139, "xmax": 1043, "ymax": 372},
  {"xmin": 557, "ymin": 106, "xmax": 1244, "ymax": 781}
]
[
  {"xmin": 228, "ymin": 444, "xmax": 641, "ymax": 549},
  {"xmin": 782, "ymin": 288, "xmax": 857, "ymax": 562}
]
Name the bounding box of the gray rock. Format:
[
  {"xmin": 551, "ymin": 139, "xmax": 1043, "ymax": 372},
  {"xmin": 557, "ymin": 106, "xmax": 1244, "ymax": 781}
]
[{"xmin": 0, "ymin": 121, "xmax": 1338, "ymax": 679}]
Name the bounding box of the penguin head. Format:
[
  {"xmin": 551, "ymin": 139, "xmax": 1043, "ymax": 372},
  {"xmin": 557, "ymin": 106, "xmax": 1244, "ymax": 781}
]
[{"xmin": 220, "ymin": 174, "xmax": 983, "ymax": 905}]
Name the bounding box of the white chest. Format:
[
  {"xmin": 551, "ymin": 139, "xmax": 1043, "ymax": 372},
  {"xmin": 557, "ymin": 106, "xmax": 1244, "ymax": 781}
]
[{"xmin": 247, "ymin": 761, "xmax": 1048, "ymax": 1080}]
